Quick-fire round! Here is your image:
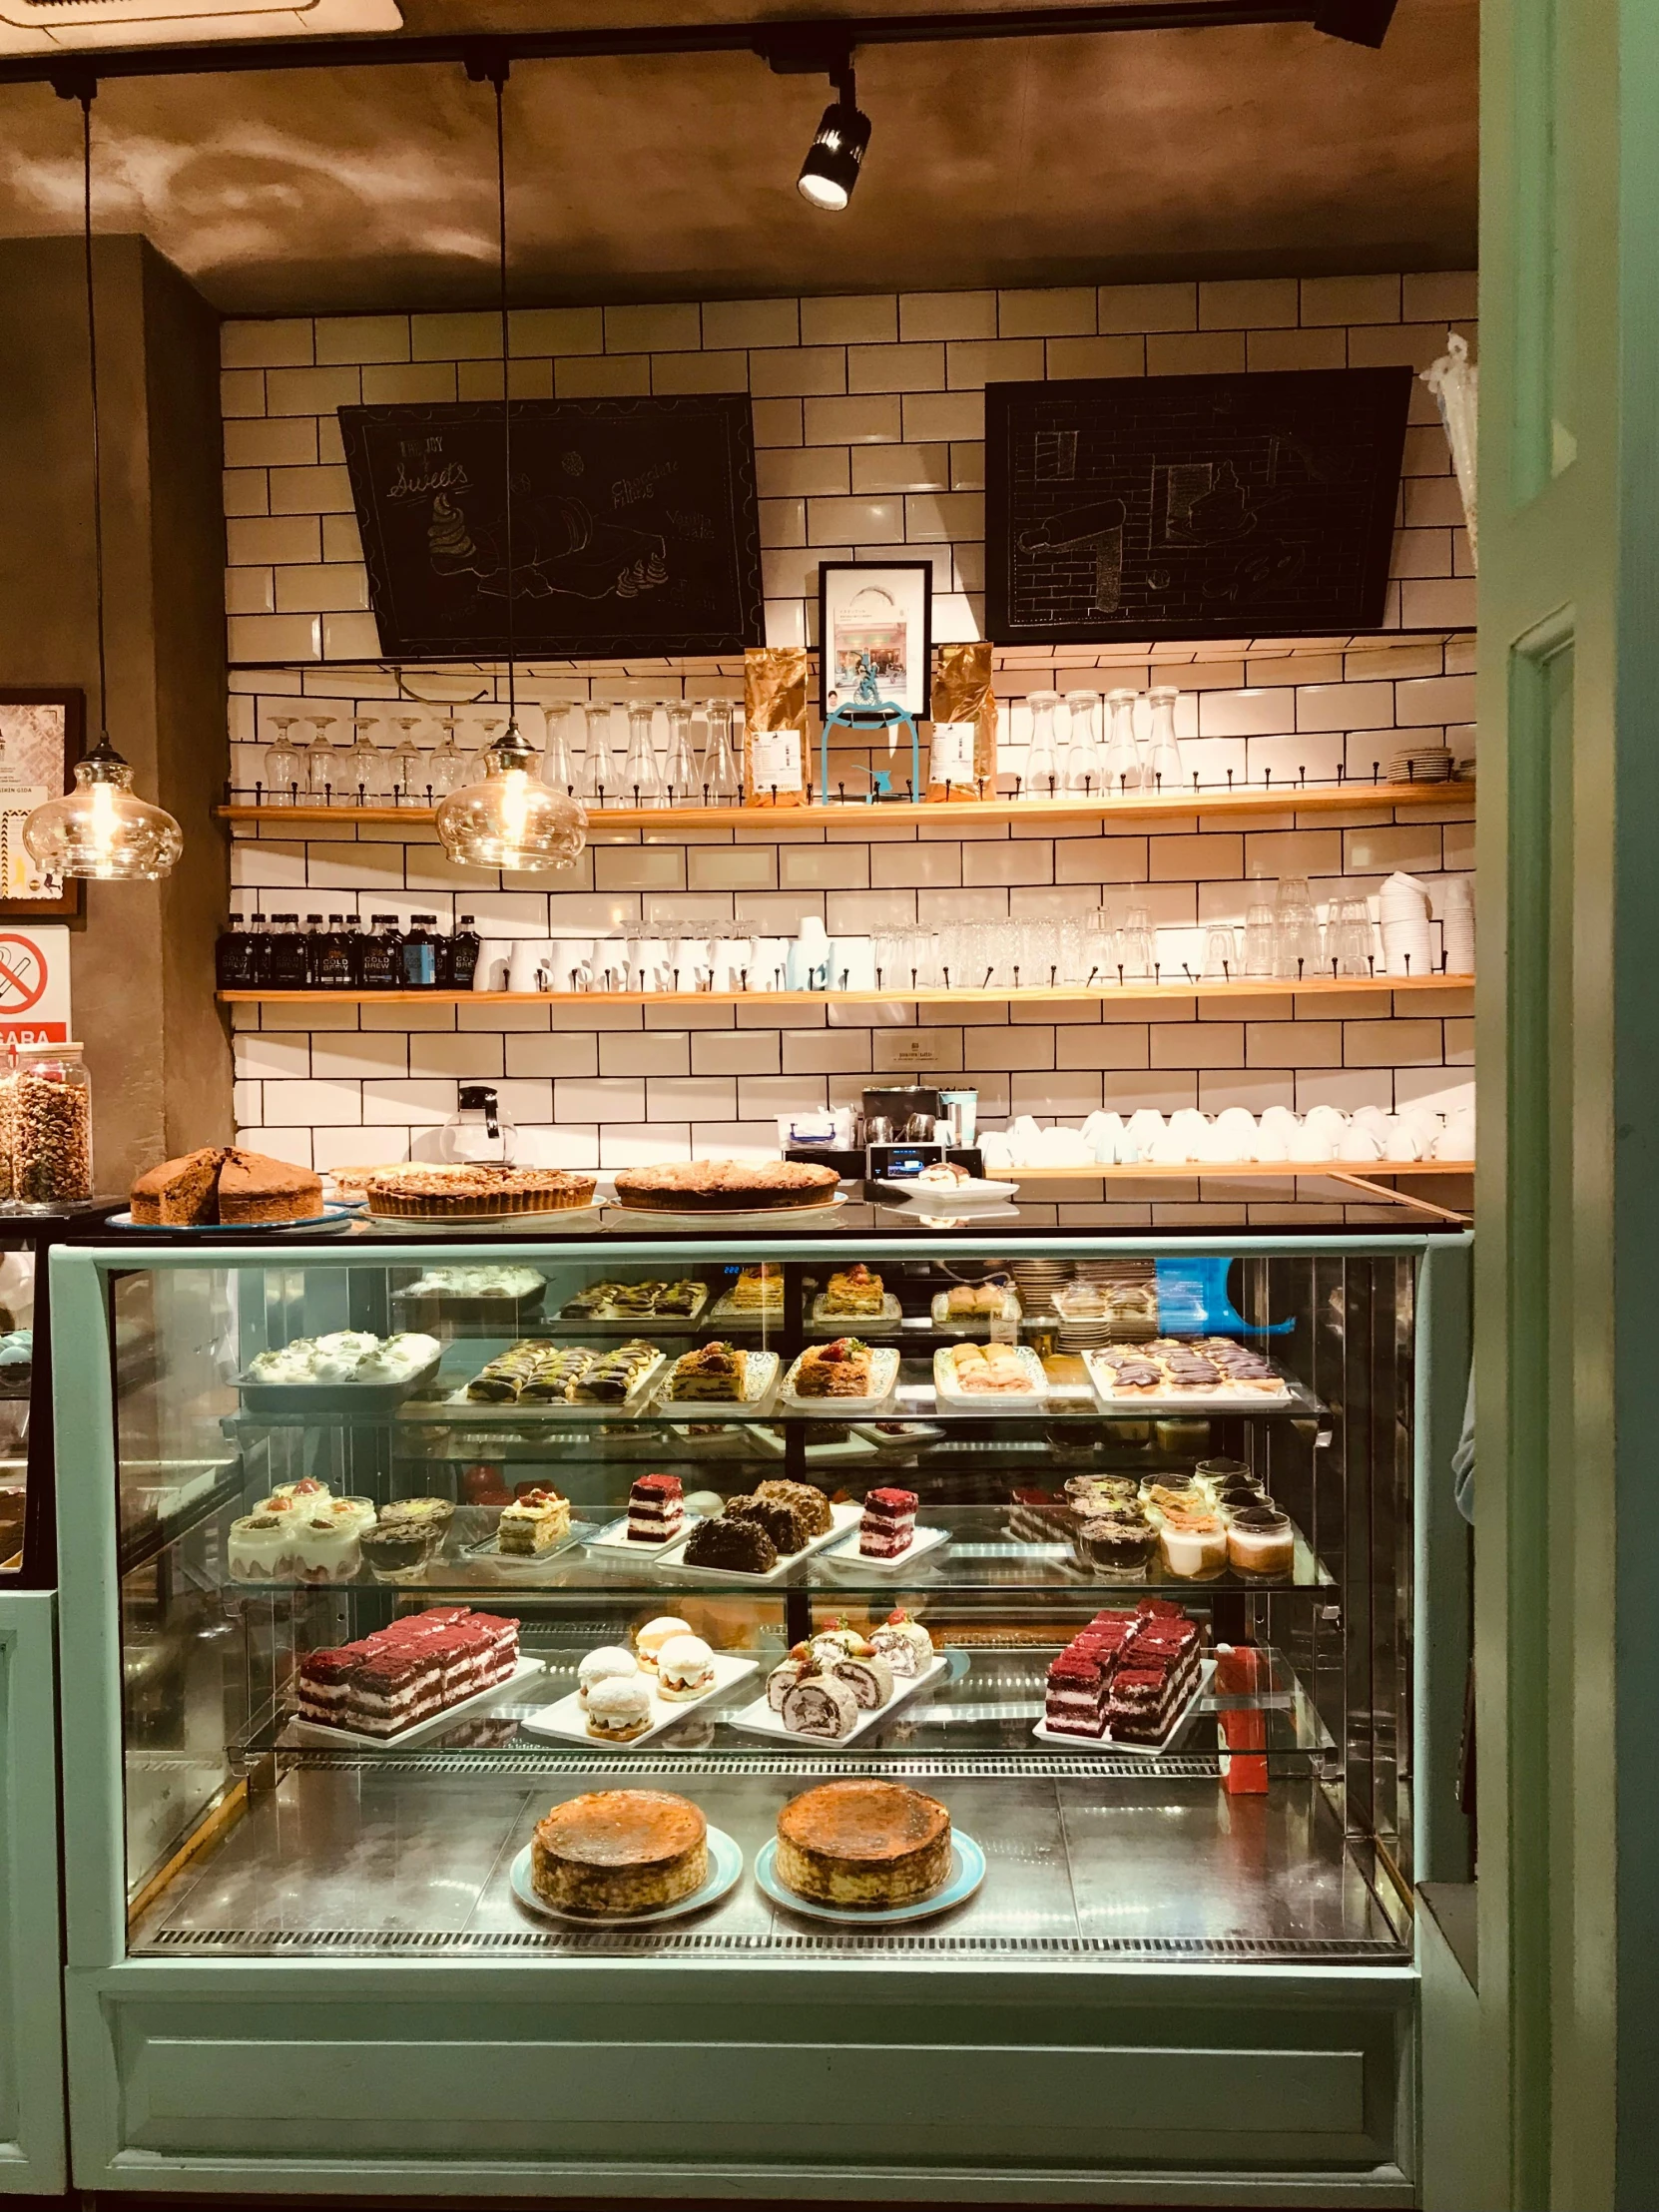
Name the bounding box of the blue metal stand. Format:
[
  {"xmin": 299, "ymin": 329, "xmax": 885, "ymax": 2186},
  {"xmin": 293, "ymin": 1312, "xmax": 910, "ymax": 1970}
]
[{"xmin": 820, "ymin": 702, "xmax": 921, "ymax": 802}]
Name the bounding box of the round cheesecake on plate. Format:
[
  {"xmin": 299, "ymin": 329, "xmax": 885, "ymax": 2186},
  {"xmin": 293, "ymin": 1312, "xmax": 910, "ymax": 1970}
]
[
  {"xmin": 612, "ymin": 1159, "xmax": 838, "ymax": 1213},
  {"xmin": 775, "ymin": 1780, "xmax": 951, "ymax": 1908},
  {"xmin": 531, "ymin": 1789, "xmax": 708, "ymax": 1916}
]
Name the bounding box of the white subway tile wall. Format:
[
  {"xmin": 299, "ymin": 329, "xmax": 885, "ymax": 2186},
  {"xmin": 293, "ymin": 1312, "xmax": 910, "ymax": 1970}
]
[{"xmin": 222, "ymin": 275, "xmax": 1476, "ymax": 1195}]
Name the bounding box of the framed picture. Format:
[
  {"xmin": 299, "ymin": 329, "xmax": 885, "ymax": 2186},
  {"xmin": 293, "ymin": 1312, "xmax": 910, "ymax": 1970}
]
[
  {"xmin": 818, "ymin": 562, "xmax": 933, "ymax": 721},
  {"xmin": 0, "ymin": 691, "xmax": 84, "ymax": 918}
]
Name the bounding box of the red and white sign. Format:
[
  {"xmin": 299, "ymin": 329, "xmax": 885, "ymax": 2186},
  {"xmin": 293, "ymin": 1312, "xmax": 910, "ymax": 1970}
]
[{"xmin": 0, "ymin": 926, "xmax": 70, "ymax": 1044}]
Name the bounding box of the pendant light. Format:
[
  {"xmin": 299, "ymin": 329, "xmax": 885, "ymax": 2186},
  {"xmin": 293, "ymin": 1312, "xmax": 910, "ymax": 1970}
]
[
  {"xmin": 24, "ymin": 87, "xmax": 183, "ymax": 884},
  {"xmin": 436, "ymin": 62, "xmax": 587, "ymax": 874}
]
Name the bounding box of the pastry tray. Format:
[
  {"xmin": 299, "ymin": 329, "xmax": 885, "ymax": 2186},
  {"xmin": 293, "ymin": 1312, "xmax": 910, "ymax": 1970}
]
[
  {"xmin": 778, "ymin": 1346, "xmax": 901, "ymax": 1415},
  {"xmin": 460, "ymin": 1520, "xmax": 597, "ymax": 1578},
  {"xmin": 1032, "ymin": 1656, "xmax": 1217, "ymax": 1757},
  {"xmin": 821, "ymin": 1522, "xmax": 951, "ymax": 1574},
  {"xmin": 556, "ymin": 1283, "xmax": 711, "ymax": 1329},
  {"xmin": 809, "ymin": 1290, "xmax": 904, "ymax": 1331},
  {"xmin": 667, "ymin": 1420, "xmax": 787, "ymax": 1458},
  {"xmin": 653, "ymin": 1499, "xmax": 862, "ymax": 1584},
  {"xmin": 929, "ymin": 1289, "xmax": 1022, "ymax": 1335},
  {"xmin": 238, "ymin": 1352, "xmax": 442, "ymax": 1418},
  {"xmin": 853, "ymin": 1418, "xmax": 946, "ymax": 1449},
  {"xmin": 931, "ymin": 1342, "xmax": 1048, "ymax": 1408},
  {"xmin": 413, "ymin": 1349, "xmax": 667, "ymax": 1421},
  {"xmin": 1081, "ymin": 1350, "xmax": 1292, "ymax": 1408},
  {"xmin": 705, "ymin": 1286, "xmax": 787, "ymax": 1330},
  {"xmin": 725, "ymin": 1650, "xmax": 948, "ymax": 1744},
  {"xmin": 649, "ymin": 1349, "xmax": 781, "ymax": 1416},
  {"xmin": 587, "ymin": 1511, "xmax": 707, "ymax": 1559},
  {"xmin": 520, "ymin": 1652, "xmax": 759, "ymax": 1747},
  {"xmin": 286, "ymin": 1654, "xmax": 543, "ymax": 1750}
]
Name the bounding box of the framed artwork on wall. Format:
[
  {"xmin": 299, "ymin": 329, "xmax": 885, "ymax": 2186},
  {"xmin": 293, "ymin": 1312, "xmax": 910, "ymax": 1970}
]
[
  {"xmin": 0, "ymin": 691, "xmax": 84, "ymax": 918},
  {"xmin": 818, "ymin": 562, "xmax": 933, "ymax": 721}
]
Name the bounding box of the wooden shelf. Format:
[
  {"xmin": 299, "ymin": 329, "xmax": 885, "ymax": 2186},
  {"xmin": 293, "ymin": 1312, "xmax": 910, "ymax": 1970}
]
[
  {"xmin": 219, "ymin": 975, "xmax": 1471, "ymax": 1009},
  {"xmin": 215, "ymin": 780, "xmax": 1474, "ymax": 835}
]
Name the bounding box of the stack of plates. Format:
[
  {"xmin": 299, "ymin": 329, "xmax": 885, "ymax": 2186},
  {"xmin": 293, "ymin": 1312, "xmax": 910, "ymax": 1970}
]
[
  {"xmin": 1388, "ymin": 745, "xmax": 1458, "ymax": 783},
  {"xmin": 1009, "ymin": 1260, "xmax": 1070, "ymax": 1316}
]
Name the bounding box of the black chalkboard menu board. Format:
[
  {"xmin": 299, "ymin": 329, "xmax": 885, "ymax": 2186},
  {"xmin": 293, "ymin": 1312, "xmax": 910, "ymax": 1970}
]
[
  {"xmin": 984, "ymin": 366, "xmax": 1411, "ymax": 645},
  {"xmin": 338, "ymin": 396, "xmax": 764, "ymax": 660}
]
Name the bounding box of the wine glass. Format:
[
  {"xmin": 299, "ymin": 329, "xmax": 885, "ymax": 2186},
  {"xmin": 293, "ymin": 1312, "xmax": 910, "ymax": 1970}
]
[
  {"xmin": 425, "ymin": 715, "xmax": 465, "ymax": 798},
  {"xmin": 389, "ymin": 716, "xmax": 425, "ymax": 806},
  {"xmin": 306, "ymin": 716, "xmax": 340, "ymax": 799},
  {"xmin": 347, "ymin": 716, "xmax": 392, "ymax": 804},
  {"xmin": 262, "ymin": 715, "xmax": 303, "ymax": 806}
]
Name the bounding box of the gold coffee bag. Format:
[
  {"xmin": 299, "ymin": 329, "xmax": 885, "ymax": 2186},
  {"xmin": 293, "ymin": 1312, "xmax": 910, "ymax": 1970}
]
[
  {"xmin": 926, "ymin": 642, "xmax": 997, "ymax": 801},
  {"xmin": 743, "ymin": 647, "xmax": 810, "ymax": 807}
]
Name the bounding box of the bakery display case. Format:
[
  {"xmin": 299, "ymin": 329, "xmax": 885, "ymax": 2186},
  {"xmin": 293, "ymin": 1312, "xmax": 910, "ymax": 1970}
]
[{"xmin": 53, "ymin": 1221, "xmax": 1470, "ymax": 2201}]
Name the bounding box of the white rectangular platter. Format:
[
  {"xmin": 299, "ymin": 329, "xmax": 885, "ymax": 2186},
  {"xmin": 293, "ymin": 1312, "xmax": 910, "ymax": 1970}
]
[
  {"xmin": 778, "ymin": 1345, "xmax": 901, "ymax": 1415},
  {"xmin": 653, "ymin": 1499, "xmax": 862, "ymax": 1584},
  {"xmin": 725, "ymin": 1651, "xmax": 949, "ymax": 1745},
  {"xmin": 460, "ymin": 1521, "xmax": 598, "ymax": 1580},
  {"xmin": 821, "ymin": 1522, "xmax": 951, "ymax": 1574},
  {"xmin": 556, "ymin": 1284, "xmax": 711, "ymax": 1329},
  {"xmin": 587, "ymin": 1510, "xmax": 707, "ymax": 1558},
  {"xmin": 287, "ymin": 1654, "xmax": 543, "ymax": 1750},
  {"xmin": 931, "ymin": 1342, "xmax": 1049, "ymax": 1409},
  {"xmin": 1081, "ymin": 1350, "xmax": 1291, "ymax": 1409},
  {"xmin": 929, "ymin": 1289, "xmax": 1022, "ymax": 1335},
  {"xmin": 1032, "ymin": 1657, "xmax": 1217, "ymax": 1757},
  {"xmin": 521, "ymin": 1652, "xmax": 759, "ymax": 1748},
  {"xmin": 414, "ymin": 1350, "xmax": 667, "ymax": 1421},
  {"xmin": 650, "ymin": 1348, "xmax": 781, "ymax": 1416}
]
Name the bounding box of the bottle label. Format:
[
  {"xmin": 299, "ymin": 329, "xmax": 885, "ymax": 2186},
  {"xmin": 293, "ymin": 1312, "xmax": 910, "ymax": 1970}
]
[
  {"xmin": 403, "ymin": 944, "xmax": 437, "ymax": 988},
  {"xmin": 929, "ymin": 723, "xmax": 976, "ymax": 786}
]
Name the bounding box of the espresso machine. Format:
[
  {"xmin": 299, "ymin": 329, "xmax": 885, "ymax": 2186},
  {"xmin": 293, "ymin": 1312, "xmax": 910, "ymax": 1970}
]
[{"xmin": 779, "ymin": 1085, "xmax": 982, "ymax": 1196}]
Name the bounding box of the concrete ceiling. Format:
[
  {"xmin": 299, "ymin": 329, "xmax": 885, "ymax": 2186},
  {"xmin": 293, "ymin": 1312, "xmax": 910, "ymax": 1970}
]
[{"xmin": 0, "ymin": 0, "xmax": 1476, "ymax": 313}]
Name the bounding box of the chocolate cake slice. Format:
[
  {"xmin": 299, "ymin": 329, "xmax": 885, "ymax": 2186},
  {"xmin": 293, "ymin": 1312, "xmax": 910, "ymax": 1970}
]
[
  {"xmin": 682, "ymin": 1513, "xmax": 778, "ymax": 1574},
  {"xmin": 726, "ymin": 1491, "xmax": 809, "ymax": 1554}
]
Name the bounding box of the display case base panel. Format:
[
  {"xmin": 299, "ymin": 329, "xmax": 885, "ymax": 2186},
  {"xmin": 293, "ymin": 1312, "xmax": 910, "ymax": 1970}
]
[{"xmin": 131, "ymin": 1765, "xmax": 1405, "ymax": 1962}]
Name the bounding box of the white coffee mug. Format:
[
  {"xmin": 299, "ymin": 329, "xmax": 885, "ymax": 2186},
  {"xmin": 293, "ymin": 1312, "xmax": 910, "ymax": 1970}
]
[
  {"xmin": 546, "ymin": 938, "xmax": 595, "ymax": 992},
  {"xmin": 474, "ymin": 939, "xmax": 514, "ymax": 992},
  {"xmin": 709, "ymin": 937, "xmax": 752, "ymax": 991},
  {"xmin": 627, "ymin": 936, "xmax": 672, "ymax": 992},
  {"xmin": 507, "ymin": 938, "xmax": 553, "ymax": 994}
]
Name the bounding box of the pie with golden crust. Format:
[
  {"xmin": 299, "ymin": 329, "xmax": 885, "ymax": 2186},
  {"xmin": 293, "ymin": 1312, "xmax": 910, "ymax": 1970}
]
[
  {"xmin": 775, "ymin": 1780, "xmax": 951, "ymax": 1907},
  {"xmin": 531, "ymin": 1790, "xmax": 708, "ymax": 1916},
  {"xmin": 612, "ymin": 1159, "xmax": 838, "ymax": 1212}
]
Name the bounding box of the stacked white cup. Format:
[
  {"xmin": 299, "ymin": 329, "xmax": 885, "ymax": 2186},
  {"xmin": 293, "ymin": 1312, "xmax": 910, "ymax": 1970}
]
[
  {"xmin": 1439, "ymin": 877, "xmax": 1475, "ymax": 974},
  {"xmin": 1378, "ymin": 872, "xmax": 1434, "ymax": 977}
]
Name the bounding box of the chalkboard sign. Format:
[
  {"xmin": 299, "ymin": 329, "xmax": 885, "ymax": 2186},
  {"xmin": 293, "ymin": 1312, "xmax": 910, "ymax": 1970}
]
[
  {"xmin": 984, "ymin": 366, "xmax": 1411, "ymax": 645},
  {"xmin": 338, "ymin": 396, "xmax": 764, "ymax": 660}
]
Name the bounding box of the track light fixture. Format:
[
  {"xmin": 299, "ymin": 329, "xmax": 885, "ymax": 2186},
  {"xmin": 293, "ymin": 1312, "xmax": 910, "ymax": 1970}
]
[{"xmin": 797, "ymin": 55, "xmax": 869, "ymax": 211}]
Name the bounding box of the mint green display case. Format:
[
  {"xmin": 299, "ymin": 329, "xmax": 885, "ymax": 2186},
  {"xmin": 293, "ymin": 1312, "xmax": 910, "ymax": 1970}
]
[{"xmin": 52, "ymin": 1226, "xmax": 1469, "ymax": 2203}]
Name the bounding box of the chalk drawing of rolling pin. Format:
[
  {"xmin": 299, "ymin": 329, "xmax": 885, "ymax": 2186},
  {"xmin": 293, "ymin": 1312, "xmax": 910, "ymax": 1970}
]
[{"xmin": 1017, "ymin": 496, "xmax": 1127, "ymax": 616}]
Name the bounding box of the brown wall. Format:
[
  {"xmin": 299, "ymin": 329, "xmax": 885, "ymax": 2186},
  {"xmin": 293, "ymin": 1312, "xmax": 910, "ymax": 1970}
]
[{"xmin": 0, "ymin": 234, "xmax": 230, "ymax": 1192}]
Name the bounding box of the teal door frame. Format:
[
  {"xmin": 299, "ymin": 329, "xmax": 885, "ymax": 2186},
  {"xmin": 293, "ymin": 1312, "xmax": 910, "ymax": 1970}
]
[{"xmin": 0, "ymin": 1590, "xmax": 66, "ymax": 2192}]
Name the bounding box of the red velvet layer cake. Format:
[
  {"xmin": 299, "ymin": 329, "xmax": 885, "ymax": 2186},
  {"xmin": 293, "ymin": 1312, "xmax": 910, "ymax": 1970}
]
[
  {"xmin": 627, "ymin": 1471, "xmax": 684, "ymax": 1543},
  {"xmin": 1043, "ymin": 1602, "xmax": 1204, "ymax": 1741},
  {"xmin": 859, "ymin": 1485, "xmax": 917, "ymax": 1558},
  {"xmin": 297, "ymin": 1607, "xmax": 519, "ymax": 1737}
]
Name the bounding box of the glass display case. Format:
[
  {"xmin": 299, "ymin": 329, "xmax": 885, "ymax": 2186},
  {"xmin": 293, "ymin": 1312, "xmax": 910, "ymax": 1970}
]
[{"xmin": 53, "ymin": 1222, "xmax": 1470, "ymax": 2199}]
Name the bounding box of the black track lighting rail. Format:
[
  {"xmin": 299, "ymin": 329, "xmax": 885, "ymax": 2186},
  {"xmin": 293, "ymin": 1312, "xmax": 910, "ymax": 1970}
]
[{"xmin": 9, "ymin": 0, "xmax": 1395, "ymax": 94}]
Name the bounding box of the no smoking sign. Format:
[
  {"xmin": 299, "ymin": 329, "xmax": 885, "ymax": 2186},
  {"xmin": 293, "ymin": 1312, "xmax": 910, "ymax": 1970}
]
[{"xmin": 0, "ymin": 926, "xmax": 69, "ymax": 1044}]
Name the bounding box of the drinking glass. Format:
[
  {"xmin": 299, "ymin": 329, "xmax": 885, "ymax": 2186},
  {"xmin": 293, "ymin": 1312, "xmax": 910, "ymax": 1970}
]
[
  {"xmin": 1145, "ymin": 686, "xmax": 1185, "ymax": 791},
  {"xmin": 1062, "ymin": 690, "xmax": 1104, "ymax": 793},
  {"xmin": 1115, "ymin": 905, "xmax": 1156, "ymax": 981},
  {"xmin": 622, "ymin": 699, "xmax": 665, "ymax": 805},
  {"xmin": 662, "ymin": 704, "xmax": 699, "ymax": 802},
  {"xmin": 541, "ymin": 705, "xmax": 576, "ymax": 795},
  {"xmin": 1275, "ymin": 893, "xmax": 1324, "ymax": 980},
  {"xmin": 262, "ymin": 714, "xmax": 303, "ymax": 805},
  {"xmin": 1102, "ymin": 689, "xmax": 1143, "ymax": 794},
  {"xmin": 1024, "ymin": 692, "xmax": 1061, "ymax": 798},
  {"xmin": 1241, "ymin": 897, "xmax": 1278, "ymax": 979},
  {"xmin": 699, "ymin": 700, "xmax": 741, "ymax": 802},
  {"xmin": 1328, "ymin": 894, "xmax": 1375, "ymax": 977},
  {"xmin": 1201, "ymin": 923, "xmax": 1239, "ymax": 982},
  {"xmin": 577, "ymin": 704, "xmax": 618, "ymax": 805}
]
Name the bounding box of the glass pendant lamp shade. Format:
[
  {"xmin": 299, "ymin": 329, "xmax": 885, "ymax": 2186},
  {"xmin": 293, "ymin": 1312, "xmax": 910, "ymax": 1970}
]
[
  {"xmin": 24, "ymin": 737, "xmax": 183, "ymax": 881},
  {"xmin": 435, "ymin": 720, "xmax": 587, "ymax": 872}
]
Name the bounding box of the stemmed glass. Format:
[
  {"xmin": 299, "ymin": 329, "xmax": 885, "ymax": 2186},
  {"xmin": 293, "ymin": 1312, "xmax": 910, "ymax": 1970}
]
[
  {"xmin": 389, "ymin": 716, "xmax": 425, "ymax": 806},
  {"xmin": 662, "ymin": 703, "xmax": 699, "ymax": 804},
  {"xmin": 262, "ymin": 714, "xmax": 303, "ymax": 806},
  {"xmin": 306, "ymin": 715, "xmax": 341, "ymax": 799},
  {"xmin": 425, "ymin": 715, "xmax": 465, "ymax": 799},
  {"xmin": 348, "ymin": 716, "xmax": 394, "ymax": 804}
]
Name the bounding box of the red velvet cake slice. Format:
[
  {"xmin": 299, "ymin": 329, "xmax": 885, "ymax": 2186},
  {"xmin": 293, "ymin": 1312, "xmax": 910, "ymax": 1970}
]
[
  {"xmin": 1044, "ymin": 1648, "xmax": 1109, "ymax": 1737},
  {"xmin": 627, "ymin": 1471, "xmax": 685, "ymax": 1542},
  {"xmin": 859, "ymin": 1485, "xmax": 918, "ymax": 1559},
  {"xmin": 1106, "ymin": 1658, "xmax": 1195, "ymax": 1744}
]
